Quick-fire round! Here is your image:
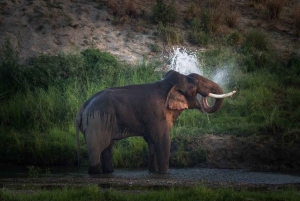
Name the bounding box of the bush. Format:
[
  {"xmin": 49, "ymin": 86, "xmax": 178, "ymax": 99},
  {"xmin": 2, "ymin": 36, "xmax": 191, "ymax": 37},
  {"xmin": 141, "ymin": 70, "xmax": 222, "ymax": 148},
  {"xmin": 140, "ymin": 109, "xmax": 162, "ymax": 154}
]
[
  {"xmin": 187, "ymin": 17, "xmax": 209, "ymax": 46},
  {"xmin": 107, "ymin": 0, "xmax": 137, "ymax": 18},
  {"xmin": 24, "ymin": 53, "xmax": 85, "ymax": 90},
  {"xmin": 184, "ymin": 2, "xmax": 201, "ymax": 21},
  {"xmin": 226, "ymin": 31, "xmax": 243, "ymax": 46},
  {"xmin": 265, "ymin": 0, "xmax": 287, "ymax": 21},
  {"xmin": 188, "ymin": 30, "xmax": 209, "ymax": 46},
  {"xmin": 80, "ymin": 49, "xmax": 123, "ymax": 87},
  {"xmin": 224, "ymin": 8, "xmax": 238, "ymax": 28},
  {"xmin": 152, "ymin": 0, "xmax": 178, "ymax": 25},
  {"xmin": 158, "ymin": 22, "xmax": 183, "ymax": 45},
  {"xmin": 0, "ymin": 39, "xmax": 22, "ymax": 99},
  {"xmin": 242, "ymin": 29, "xmax": 271, "ymax": 52},
  {"xmin": 293, "ymin": 6, "xmax": 300, "ymax": 38},
  {"xmin": 241, "ymin": 29, "xmax": 275, "ymax": 71}
]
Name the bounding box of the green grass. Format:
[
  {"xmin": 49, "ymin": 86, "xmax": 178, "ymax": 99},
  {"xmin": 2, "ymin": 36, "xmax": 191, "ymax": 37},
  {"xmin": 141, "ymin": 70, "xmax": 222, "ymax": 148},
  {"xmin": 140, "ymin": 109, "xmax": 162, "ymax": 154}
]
[
  {"xmin": 1, "ymin": 185, "xmax": 299, "ymax": 201},
  {"xmin": 0, "ymin": 39, "xmax": 299, "ymax": 168}
]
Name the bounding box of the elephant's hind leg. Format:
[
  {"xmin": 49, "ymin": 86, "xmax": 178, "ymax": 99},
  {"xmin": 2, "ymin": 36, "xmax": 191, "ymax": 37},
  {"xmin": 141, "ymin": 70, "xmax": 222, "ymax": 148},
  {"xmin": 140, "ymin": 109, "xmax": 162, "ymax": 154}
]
[
  {"xmin": 101, "ymin": 141, "xmax": 115, "ymax": 173},
  {"xmin": 86, "ymin": 112, "xmax": 116, "ymax": 174},
  {"xmin": 85, "ymin": 123, "xmax": 107, "ymax": 174},
  {"xmin": 87, "ymin": 144, "xmax": 102, "ymax": 174}
]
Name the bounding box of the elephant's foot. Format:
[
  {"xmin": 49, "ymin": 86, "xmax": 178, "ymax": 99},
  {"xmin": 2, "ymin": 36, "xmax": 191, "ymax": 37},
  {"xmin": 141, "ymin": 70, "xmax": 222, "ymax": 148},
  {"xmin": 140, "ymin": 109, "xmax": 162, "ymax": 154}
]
[
  {"xmin": 148, "ymin": 168, "xmax": 168, "ymax": 174},
  {"xmin": 102, "ymin": 163, "xmax": 114, "ymax": 174},
  {"xmin": 88, "ymin": 163, "xmax": 102, "ymax": 174}
]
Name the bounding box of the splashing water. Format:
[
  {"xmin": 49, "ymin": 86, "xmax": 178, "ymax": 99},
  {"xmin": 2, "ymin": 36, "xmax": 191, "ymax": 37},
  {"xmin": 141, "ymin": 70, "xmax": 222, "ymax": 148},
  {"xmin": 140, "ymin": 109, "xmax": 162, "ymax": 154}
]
[
  {"xmin": 168, "ymin": 47, "xmax": 231, "ymax": 89},
  {"xmin": 169, "ymin": 47, "xmax": 202, "ymax": 75},
  {"xmin": 211, "ymin": 68, "xmax": 231, "ymax": 89}
]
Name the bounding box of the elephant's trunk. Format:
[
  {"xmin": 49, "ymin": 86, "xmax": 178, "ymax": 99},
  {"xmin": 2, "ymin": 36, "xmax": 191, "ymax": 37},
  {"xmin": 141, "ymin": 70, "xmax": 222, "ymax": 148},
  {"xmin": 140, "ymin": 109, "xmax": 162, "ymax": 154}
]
[
  {"xmin": 188, "ymin": 73, "xmax": 236, "ymax": 113},
  {"xmin": 201, "ymin": 85, "xmax": 224, "ymax": 113}
]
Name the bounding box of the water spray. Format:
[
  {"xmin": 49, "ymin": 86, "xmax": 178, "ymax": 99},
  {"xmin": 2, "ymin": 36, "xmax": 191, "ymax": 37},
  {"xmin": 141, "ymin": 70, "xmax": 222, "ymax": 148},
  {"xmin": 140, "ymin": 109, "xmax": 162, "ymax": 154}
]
[
  {"xmin": 168, "ymin": 47, "xmax": 234, "ymax": 90},
  {"xmin": 168, "ymin": 47, "xmax": 202, "ymax": 75}
]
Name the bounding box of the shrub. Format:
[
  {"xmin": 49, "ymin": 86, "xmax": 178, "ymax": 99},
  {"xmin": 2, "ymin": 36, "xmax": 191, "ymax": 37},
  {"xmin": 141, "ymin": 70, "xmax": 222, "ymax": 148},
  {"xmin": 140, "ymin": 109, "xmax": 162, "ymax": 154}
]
[
  {"xmin": 149, "ymin": 43, "xmax": 160, "ymax": 53},
  {"xmin": 281, "ymin": 53, "xmax": 300, "ymax": 86},
  {"xmin": 107, "ymin": 0, "xmax": 137, "ymax": 17},
  {"xmin": 265, "ymin": 0, "xmax": 287, "ymax": 21},
  {"xmin": 187, "ymin": 17, "xmax": 210, "ymax": 46},
  {"xmin": 81, "ymin": 49, "xmax": 121, "ymax": 86},
  {"xmin": 0, "ymin": 39, "xmax": 22, "ymax": 99},
  {"xmin": 152, "ymin": 0, "xmax": 178, "ymax": 25},
  {"xmin": 24, "ymin": 53, "xmax": 85, "ymax": 90},
  {"xmin": 207, "ymin": 1, "xmax": 223, "ymax": 34},
  {"xmin": 224, "ymin": 8, "xmax": 238, "ymax": 28},
  {"xmin": 242, "ymin": 29, "xmax": 271, "ymax": 52},
  {"xmin": 226, "ymin": 31, "xmax": 243, "ymax": 46},
  {"xmin": 158, "ymin": 22, "xmax": 183, "ymax": 45},
  {"xmin": 293, "ymin": 5, "xmax": 300, "ymax": 38},
  {"xmin": 188, "ymin": 30, "xmax": 209, "ymax": 46},
  {"xmin": 184, "ymin": 2, "xmax": 201, "ymax": 21},
  {"xmin": 113, "ymin": 137, "xmax": 148, "ymax": 168},
  {"xmin": 241, "ymin": 29, "xmax": 275, "ymax": 71}
]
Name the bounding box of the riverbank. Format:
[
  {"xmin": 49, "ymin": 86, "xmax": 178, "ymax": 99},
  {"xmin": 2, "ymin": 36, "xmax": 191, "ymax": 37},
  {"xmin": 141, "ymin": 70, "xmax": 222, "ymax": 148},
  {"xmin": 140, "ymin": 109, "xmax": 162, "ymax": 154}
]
[{"xmin": 1, "ymin": 168, "xmax": 300, "ymax": 194}]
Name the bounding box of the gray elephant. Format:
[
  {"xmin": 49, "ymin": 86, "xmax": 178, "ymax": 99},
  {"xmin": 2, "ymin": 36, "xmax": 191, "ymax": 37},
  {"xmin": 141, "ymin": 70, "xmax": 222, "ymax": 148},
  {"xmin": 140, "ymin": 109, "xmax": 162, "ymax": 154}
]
[{"xmin": 75, "ymin": 70, "xmax": 235, "ymax": 174}]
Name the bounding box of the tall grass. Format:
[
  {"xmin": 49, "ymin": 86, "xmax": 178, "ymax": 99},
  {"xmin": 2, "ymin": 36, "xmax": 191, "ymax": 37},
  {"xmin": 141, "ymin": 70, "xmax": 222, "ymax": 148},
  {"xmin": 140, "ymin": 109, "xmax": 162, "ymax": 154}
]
[{"xmin": 0, "ymin": 40, "xmax": 299, "ymax": 168}]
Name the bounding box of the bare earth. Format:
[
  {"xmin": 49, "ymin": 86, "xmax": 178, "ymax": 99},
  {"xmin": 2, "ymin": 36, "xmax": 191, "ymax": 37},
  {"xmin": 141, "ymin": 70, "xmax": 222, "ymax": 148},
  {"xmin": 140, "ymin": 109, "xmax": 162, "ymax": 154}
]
[{"xmin": 1, "ymin": 0, "xmax": 298, "ymax": 63}]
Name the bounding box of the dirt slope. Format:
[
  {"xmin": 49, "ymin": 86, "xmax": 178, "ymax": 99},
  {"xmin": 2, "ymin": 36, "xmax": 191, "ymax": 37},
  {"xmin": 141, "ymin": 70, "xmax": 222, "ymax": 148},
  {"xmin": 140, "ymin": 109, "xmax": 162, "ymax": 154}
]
[{"xmin": 1, "ymin": 0, "xmax": 299, "ymax": 63}]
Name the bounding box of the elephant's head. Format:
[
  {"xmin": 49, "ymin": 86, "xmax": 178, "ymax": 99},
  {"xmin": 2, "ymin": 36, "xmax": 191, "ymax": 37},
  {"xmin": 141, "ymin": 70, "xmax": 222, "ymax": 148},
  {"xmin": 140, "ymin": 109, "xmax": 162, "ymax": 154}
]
[{"xmin": 163, "ymin": 70, "xmax": 236, "ymax": 113}]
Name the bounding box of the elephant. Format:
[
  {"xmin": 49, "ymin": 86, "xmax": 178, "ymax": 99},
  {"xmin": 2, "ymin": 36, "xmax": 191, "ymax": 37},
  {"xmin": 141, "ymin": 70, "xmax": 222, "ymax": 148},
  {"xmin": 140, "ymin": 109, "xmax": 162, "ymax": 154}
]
[{"xmin": 75, "ymin": 70, "xmax": 236, "ymax": 174}]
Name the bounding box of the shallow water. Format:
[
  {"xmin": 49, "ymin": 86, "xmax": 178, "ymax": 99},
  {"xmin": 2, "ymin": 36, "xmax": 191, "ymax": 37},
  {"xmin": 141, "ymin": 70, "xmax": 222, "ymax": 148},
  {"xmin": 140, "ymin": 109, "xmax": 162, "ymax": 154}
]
[{"xmin": 1, "ymin": 166, "xmax": 300, "ymax": 185}]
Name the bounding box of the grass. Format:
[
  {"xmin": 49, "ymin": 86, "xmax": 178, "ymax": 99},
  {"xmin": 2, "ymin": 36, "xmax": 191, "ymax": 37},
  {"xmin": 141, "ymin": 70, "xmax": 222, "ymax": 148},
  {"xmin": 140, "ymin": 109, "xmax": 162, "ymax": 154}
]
[
  {"xmin": 0, "ymin": 38, "xmax": 300, "ymax": 168},
  {"xmin": 1, "ymin": 185, "xmax": 299, "ymax": 201},
  {"xmin": 151, "ymin": 0, "xmax": 178, "ymax": 25},
  {"xmin": 265, "ymin": 0, "xmax": 287, "ymax": 21},
  {"xmin": 158, "ymin": 22, "xmax": 184, "ymax": 45},
  {"xmin": 293, "ymin": 5, "xmax": 300, "ymax": 38}
]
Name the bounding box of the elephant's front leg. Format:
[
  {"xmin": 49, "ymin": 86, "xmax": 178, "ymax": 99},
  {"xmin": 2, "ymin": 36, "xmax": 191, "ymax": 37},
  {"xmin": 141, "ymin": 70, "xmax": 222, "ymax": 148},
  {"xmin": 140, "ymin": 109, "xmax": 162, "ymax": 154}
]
[
  {"xmin": 147, "ymin": 142, "xmax": 158, "ymax": 172},
  {"xmin": 155, "ymin": 133, "xmax": 171, "ymax": 174},
  {"xmin": 147, "ymin": 126, "xmax": 171, "ymax": 174}
]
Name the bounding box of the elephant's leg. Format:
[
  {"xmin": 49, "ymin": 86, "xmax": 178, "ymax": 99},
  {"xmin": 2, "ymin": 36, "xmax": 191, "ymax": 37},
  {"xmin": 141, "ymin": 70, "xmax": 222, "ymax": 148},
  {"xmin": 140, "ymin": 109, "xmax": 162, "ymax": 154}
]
[
  {"xmin": 147, "ymin": 141, "xmax": 158, "ymax": 172},
  {"xmin": 85, "ymin": 125, "xmax": 111, "ymax": 174},
  {"xmin": 101, "ymin": 141, "xmax": 115, "ymax": 173},
  {"xmin": 154, "ymin": 133, "xmax": 171, "ymax": 174},
  {"xmin": 147, "ymin": 125, "xmax": 171, "ymax": 174},
  {"xmin": 86, "ymin": 143, "xmax": 102, "ymax": 174}
]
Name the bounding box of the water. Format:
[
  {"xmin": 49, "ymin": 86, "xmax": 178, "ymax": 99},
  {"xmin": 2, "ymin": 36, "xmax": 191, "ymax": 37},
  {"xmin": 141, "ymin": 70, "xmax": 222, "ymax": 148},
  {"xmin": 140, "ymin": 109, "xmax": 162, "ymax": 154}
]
[
  {"xmin": 169, "ymin": 47, "xmax": 202, "ymax": 75},
  {"xmin": 1, "ymin": 167, "xmax": 300, "ymax": 185},
  {"xmin": 168, "ymin": 47, "xmax": 231, "ymax": 89}
]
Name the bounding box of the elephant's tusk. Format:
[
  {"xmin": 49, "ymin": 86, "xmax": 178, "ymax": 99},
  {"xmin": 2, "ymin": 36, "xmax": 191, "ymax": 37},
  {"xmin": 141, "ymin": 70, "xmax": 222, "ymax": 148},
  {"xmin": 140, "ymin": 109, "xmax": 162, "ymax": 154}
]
[{"xmin": 208, "ymin": 90, "xmax": 236, "ymax": 98}]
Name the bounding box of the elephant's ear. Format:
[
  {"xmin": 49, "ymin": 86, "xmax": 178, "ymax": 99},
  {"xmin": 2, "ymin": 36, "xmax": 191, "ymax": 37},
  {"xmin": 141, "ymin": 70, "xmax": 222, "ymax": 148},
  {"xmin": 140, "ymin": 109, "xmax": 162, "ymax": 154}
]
[{"xmin": 165, "ymin": 85, "xmax": 188, "ymax": 110}]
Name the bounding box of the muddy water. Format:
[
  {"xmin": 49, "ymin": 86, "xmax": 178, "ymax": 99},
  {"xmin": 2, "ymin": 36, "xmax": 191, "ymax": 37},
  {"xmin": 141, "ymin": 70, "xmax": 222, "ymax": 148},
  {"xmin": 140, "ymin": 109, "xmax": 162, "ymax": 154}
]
[{"xmin": 1, "ymin": 166, "xmax": 300, "ymax": 185}]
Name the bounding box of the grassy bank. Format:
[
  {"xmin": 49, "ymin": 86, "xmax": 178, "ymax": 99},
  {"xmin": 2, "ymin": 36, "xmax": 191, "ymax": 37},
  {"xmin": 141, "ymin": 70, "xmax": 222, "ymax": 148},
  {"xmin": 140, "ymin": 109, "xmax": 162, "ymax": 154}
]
[
  {"xmin": 1, "ymin": 185, "xmax": 299, "ymax": 201},
  {"xmin": 0, "ymin": 38, "xmax": 299, "ymax": 167}
]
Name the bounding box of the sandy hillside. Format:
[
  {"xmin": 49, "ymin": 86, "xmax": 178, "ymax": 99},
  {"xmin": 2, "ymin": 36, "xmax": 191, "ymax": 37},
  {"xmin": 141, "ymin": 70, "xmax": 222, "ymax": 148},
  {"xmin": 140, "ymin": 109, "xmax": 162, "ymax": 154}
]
[
  {"xmin": 0, "ymin": 0, "xmax": 162, "ymax": 64},
  {"xmin": 1, "ymin": 0, "xmax": 299, "ymax": 64}
]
